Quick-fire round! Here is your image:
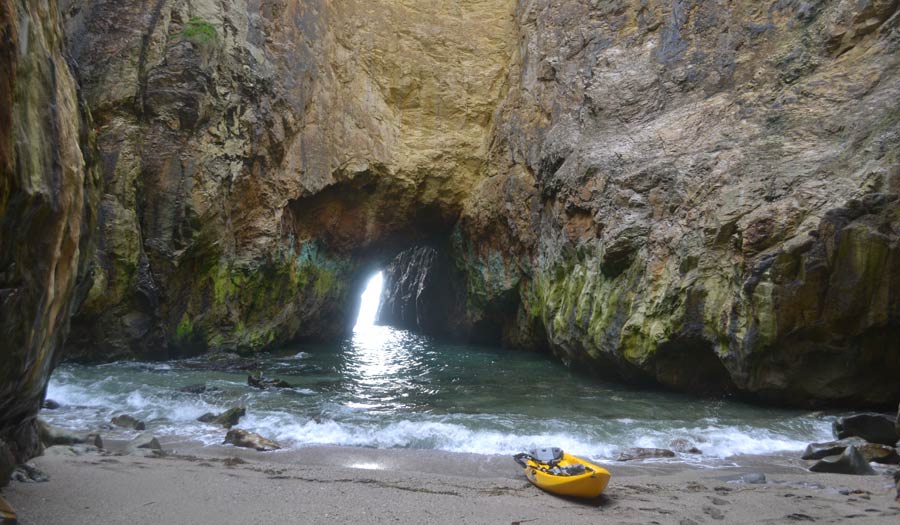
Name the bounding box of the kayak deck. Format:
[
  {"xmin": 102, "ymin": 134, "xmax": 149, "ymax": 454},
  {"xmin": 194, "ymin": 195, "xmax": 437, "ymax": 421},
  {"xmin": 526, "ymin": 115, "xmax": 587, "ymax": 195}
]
[{"xmin": 521, "ymin": 452, "xmax": 611, "ymax": 499}]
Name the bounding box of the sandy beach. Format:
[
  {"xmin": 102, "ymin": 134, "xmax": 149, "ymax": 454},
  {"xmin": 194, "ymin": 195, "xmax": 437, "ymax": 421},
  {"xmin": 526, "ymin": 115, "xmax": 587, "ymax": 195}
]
[{"xmin": 3, "ymin": 439, "xmax": 899, "ymax": 524}]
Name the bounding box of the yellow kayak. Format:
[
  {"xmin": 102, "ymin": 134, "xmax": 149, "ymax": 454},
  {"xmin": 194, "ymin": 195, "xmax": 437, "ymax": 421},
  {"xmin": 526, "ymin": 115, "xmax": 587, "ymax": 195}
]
[{"xmin": 514, "ymin": 448, "xmax": 611, "ymax": 499}]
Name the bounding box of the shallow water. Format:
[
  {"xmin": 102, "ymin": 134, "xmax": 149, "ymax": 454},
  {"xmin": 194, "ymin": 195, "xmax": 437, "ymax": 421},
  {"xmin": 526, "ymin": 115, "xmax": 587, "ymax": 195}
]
[{"xmin": 43, "ymin": 323, "xmax": 839, "ymax": 463}]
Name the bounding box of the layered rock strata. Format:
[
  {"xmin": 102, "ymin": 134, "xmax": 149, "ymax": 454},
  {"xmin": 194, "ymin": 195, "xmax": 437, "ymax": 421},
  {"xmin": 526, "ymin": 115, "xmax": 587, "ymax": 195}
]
[{"xmin": 0, "ymin": 0, "xmax": 99, "ymax": 484}]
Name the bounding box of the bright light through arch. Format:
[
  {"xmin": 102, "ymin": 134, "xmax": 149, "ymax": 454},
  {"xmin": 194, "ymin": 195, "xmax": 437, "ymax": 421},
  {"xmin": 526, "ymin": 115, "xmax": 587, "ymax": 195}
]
[{"xmin": 354, "ymin": 271, "xmax": 384, "ymax": 329}]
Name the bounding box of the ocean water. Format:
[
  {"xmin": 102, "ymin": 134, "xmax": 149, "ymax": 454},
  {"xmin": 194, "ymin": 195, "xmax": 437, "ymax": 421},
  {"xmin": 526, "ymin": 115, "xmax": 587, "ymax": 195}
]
[{"xmin": 43, "ymin": 322, "xmax": 837, "ymax": 463}]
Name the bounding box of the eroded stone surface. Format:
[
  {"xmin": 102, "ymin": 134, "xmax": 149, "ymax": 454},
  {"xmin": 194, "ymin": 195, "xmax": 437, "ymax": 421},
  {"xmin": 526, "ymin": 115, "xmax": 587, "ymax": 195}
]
[
  {"xmin": 454, "ymin": 0, "xmax": 900, "ymax": 404},
  {"xmin": 0, "ymin": 0, "xmax": 99, "ymax": 486}
]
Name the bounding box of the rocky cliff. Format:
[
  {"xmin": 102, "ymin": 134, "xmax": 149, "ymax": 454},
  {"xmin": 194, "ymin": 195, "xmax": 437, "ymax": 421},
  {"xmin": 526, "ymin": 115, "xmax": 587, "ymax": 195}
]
[
  {"xmin": 0, "ymin": 0, "xmax": 99, "ymax": 483},
  {"xmin": 452, "ymin": 0, "xmax": 900, "ymax": 404},
  {"xmin": 1, "ymin": 0, "xmax": 898, "ymax": 438},
  {"xmin": 377, "ymin": 0, "xmax": 900, "ymax": 405},
  {"xmin": 60, "ymin": 0, "xmax": 516, "ymax": 359}
]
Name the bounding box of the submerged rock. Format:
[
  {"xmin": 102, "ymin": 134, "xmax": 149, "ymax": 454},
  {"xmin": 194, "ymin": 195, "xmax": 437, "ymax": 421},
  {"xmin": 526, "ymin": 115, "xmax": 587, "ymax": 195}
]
[
  {"xmin": 247, "ymin": 374, "xmax": 292, "ymax": 390},
  {"xmin": 179, "ymin": 384, "xmax": 219, "ymax": 394},
  {"xmin": 856, "ymin": 443, "xmax": 899, "ymax": 465},
  {"xmin": 111, "ymin": 414, "xmax": 146, "ymax": 431},
  {"xmin": 808, "ymin": 446, "xmax": 876, "ymax": 475},
  {"xmin": 197, "ymin": 408, "xmax": 246, "ymax": 429},
  {"xmin": 802, "ymin": 437, "xmax": 868, "ymax": 460},
  {"xmin": 833, "ymin": 414, "xmax": 898, "ymax": 445},
  {"xmin": 41, "ymin": 399, "xmax": 61, "ymax": 410},
  {"xmin": 224, "ymin": 429, "xmax": 281, "ymax": 452},
  {"xmin": 616, "ymin": 448, "xmax": 676, "ymax": 461}
]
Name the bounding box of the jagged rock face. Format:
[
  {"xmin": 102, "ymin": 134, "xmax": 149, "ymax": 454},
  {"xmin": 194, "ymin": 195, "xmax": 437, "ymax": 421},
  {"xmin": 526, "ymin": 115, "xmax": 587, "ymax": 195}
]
[
  {"xmin": 376, "ymin": 245, "xmax": 482, "ymax": 340},
  {"xmin": 60, "ymin": 0, "xmax": 516, "ymax": 359},
  {"xmin": 454, "ymin": 0, "xmax": 900, "ymax": 403},
  {"xmin": 0, "ymin": 0, "xmax": 99, "ymax": 484},
  {"xmin": 26, "ymin": 0, "xmax": 898, "ymax": 405}
]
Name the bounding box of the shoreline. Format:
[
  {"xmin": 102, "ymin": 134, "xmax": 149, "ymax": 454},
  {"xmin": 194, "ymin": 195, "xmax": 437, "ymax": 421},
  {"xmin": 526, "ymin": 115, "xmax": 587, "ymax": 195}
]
[{"xmin": 4, "ymin": 437, "xmax": 899, "ymax": 524}]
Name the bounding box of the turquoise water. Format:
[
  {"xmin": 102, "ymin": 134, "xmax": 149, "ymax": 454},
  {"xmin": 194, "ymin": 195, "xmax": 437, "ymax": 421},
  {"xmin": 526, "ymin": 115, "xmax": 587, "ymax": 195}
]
[{"xmin": 43, "ymin": 323, "xmax": 836, "ymax": 462}]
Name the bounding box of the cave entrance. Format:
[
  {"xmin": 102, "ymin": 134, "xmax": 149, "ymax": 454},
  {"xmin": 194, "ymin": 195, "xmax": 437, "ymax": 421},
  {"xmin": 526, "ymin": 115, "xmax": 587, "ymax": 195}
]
[{"xmin": 354, "ymin": 271, "xmax": 385, "ymax": 330}]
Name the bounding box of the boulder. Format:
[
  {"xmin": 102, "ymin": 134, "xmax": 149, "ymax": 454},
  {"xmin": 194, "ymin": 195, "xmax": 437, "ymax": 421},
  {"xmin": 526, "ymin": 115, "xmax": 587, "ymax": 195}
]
[
  {"xmin": 85, "ymin": 433, "xmax": 104, "ymax": 450},
  {"xmin": 36, "ymin": 419, "xmax": 85, "ymax": 447},
  {"xmin": 224, "ymin": 429, "xmax": 281, "ymax": 452},
  {"xmin": 802, "ymin": 437, "xmax": 868, "ymax": 460},
  {"xmin": 127, "ymin": 433, "xmax": 161, "ymax": 453},
  {"xmin": 808, "ymin": 446, "xmax": 876, "ymax": 475},
  {"xmin": 856, "ymin": 443, "xmax": 899, "ymax": 465},
  {"xmin": 616, "ymin": 448, "xmax": 676, "ymax": 461},
  {"xmin": 41, "ymin": 399, "xmax": 60, "ymax": 410},
  {"xmin": 669, "ymin": 438, "xmax": 703, "ymax": 454},
  {"xmin": 197, "ymin": 407, "xmax": 246, "ymax": 429},
  {"xmin": 247, "ymin": 374, "xmax": 292, "ymax": 390},
  {"xmin": 832, "ymin": 413, "xmax": 898, "ymax": 445},
  {"xmin": 111, "ymin": 414, "xmax": 146, "ymax": 431}
]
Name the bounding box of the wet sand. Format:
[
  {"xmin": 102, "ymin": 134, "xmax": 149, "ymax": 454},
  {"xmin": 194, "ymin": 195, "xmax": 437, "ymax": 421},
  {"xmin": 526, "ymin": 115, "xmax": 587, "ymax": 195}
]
[{"xmin": 3, "ymin": 439, "xmax": 900, "ymax": 524}]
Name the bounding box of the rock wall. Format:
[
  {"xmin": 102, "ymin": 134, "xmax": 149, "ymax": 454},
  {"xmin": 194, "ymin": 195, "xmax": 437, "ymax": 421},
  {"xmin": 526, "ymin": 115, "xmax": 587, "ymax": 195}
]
[
  {"xmin": 60, "ymin": 0, "xmax": 517, "ymax": 360},
  {"xmin": 451, "ymin": 0, "xmax": 900, "ymax": 404},
  {"xmin": 3, "ymin": 0, "xmax": 896, "ymax": 409},
  {"xmin": 0, "ymin": 0, "xmax": 99, "ymax": 483}
]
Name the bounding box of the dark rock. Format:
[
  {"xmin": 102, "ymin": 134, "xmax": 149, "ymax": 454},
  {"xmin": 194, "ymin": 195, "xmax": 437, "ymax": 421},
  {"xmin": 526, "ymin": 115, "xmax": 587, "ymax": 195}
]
[
  {"xmin": 197, "ymin": 407, "xmax": 246, "ymax": 429},
  {"xmin": 375, "ymin": 245, "xmax": 469, "ymax": 337},
  {"xmin": 856, "ymin": 443, "xmax": 899, "ymax": 465},
  {"xmin": 832, "ymin": 413, "xmax": 898, "ymax": 445},
  {"xmin": 111, "ymin": 414, "xmax": 146, "ymax": 431},
  {"xmin": 894, "ymin": 470, "xmax": 899, "ymax": 503},
  {"xmin": 41, "ymin": 399, "xmax": 61, "ymax": 410},
  {"xmin": 10, "ymin": 462, "xmax": 49, "ymax": 483},
  {"xmin": 179, "ymin": 384, "xmax": 212, "ymax": 394},
  {"xmin": 616, "ymin": 448, "xmax": 676, "ymax": 461},
  {"xmin": 247, "ymin": 374, "xmax": 292, "ymax": 390},
  {"xmin": 0, "ymin": 440, "xmax": 15, "ymax": 485},
  {"xmin": 808, "ymin": 446, "xmax": 876, "ymax": 475},
  {"xmin": 670, "ymin": 438, "xmax": 703, "ymax": 454},
  {"xmin": 802, "ymin": 437, "xmax": 868, "ymax": 460},
  {"xmin": 0, "ymin": 0, "xmax": 100, "ymax": 490},
  {"xmin": 224, "ymin": 429, "xmax": 281, "ymax": 452},
  {"xmin": 85, "ymin": 433, "xmax": 104, "ymax": 450}
]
